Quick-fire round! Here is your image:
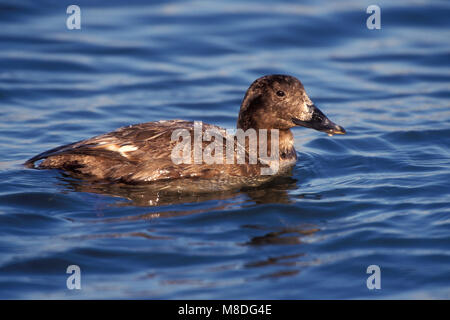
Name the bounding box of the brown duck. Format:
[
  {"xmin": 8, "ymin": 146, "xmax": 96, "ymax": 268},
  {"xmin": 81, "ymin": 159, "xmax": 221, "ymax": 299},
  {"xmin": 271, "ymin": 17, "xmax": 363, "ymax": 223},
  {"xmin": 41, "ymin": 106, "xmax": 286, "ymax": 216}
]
[{"xmin": 25, "ymin": 75, "xmax": 345, "ymax": 192}]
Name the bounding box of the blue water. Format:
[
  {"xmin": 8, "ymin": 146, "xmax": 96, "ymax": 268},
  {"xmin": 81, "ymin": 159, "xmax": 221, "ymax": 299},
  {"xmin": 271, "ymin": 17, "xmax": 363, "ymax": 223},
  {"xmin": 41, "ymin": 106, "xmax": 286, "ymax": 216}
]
[{"xmin": 0, "ymin": 0, "xmax": 449, "ymax": 299}]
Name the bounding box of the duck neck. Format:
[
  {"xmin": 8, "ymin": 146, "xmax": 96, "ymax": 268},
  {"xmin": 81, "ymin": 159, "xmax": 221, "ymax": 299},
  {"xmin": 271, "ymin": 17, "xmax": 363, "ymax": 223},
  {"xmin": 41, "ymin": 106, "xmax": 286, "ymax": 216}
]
[
  {"xmin": 236, "ymin": 122, "xmax": 296, "ymax": 159},
  {"xmin": 258, "ymin": 128, "xmax": 297, "ymax": 161},
  {"xmin": 236, "ymin": 105, "xmax": 296, "ymax": 159},
  {"xmin": 277, "ymin": 129, "xmax": 296, "ymax": 158}
]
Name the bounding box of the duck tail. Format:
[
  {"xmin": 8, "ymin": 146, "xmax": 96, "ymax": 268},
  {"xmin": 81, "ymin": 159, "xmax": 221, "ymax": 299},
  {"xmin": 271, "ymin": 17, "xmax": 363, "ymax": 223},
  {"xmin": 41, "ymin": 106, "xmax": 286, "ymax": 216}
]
[{"xmin": 24, "ymin": 142, "xmax": 78, "ymax": 168}]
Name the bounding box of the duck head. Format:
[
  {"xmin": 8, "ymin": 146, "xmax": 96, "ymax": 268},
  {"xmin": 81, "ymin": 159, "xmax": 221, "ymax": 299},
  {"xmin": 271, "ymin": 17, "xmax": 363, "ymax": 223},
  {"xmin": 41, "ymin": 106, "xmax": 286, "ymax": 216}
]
[{"xmin": 237, "ymin": 74, "xmax": 346, "ymax": 135}]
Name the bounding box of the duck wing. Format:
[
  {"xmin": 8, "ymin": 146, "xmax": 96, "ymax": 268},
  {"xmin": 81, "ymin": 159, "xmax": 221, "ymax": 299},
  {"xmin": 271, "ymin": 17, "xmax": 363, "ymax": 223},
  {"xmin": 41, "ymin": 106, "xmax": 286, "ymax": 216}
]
[{"xmin": 25, "ymin": 120, "xmax": 262, "ymax": 184}]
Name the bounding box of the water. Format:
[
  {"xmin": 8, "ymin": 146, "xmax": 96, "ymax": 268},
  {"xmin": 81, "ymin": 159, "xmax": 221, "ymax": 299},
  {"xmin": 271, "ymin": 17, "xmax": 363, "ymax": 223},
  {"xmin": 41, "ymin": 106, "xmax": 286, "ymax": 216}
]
[{"xmin": 0, "ymin": 0, "xmax": 449, "ymax": 299}]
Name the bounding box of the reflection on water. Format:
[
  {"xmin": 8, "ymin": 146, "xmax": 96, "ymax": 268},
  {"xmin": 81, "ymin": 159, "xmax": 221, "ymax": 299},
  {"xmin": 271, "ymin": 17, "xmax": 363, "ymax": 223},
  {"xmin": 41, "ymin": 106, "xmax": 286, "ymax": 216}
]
[
  {"xmin": 57, "ymin": 172, "xmax": 320, "ymax": 282},
  {"xmin": 245, "ymin": 224, "xmax": 319, "ymax": 246},
  {"xmin": 57, "ymin": 173, "xmax": 300, "ymax": 208}
]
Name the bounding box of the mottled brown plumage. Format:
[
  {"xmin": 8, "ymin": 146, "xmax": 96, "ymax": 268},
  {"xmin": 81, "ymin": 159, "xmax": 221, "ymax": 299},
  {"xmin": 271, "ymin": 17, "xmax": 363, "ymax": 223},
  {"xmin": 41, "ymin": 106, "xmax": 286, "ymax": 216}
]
[{"xmin": 25, "ymin": 75, "xmax": 345, "ymax": 192}]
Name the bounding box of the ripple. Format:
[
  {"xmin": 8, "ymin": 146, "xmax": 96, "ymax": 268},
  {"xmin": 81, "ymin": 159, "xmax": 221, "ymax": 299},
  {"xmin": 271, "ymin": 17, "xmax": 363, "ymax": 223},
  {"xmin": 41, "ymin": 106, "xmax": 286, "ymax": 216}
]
[{"xmin": 0, "ymin": 0, "xmax": 449, "ymax": 299}]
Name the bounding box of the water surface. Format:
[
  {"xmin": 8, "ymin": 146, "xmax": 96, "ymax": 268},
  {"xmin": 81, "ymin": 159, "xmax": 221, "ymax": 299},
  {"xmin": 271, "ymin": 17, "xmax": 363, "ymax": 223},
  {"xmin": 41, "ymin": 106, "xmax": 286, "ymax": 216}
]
[{"xmin": 0, "ymin": 0, "xmax": 449, "ymax": 299}]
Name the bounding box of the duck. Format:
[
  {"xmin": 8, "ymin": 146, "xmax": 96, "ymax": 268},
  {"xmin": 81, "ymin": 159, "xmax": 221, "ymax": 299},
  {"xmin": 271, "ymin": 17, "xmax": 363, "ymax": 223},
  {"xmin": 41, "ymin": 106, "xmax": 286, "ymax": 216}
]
[{"xmin": 25, "ymin": 75, "xmax": 345, "ymax": 192}]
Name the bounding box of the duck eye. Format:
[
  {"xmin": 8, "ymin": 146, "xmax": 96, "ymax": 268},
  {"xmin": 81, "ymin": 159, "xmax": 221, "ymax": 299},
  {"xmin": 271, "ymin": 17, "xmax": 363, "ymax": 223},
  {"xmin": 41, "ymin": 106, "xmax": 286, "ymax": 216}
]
[{"xmin": 276, "ymin": 90, "xmax": 285, "ymax": 97}]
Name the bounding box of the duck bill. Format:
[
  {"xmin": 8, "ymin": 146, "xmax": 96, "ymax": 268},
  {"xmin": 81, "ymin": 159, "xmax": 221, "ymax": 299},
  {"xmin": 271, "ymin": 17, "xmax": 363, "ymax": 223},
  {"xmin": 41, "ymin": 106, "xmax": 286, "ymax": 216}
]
[{"xmin": 292, "ymin": 104, "xmax": 346, "ymax": 135}]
